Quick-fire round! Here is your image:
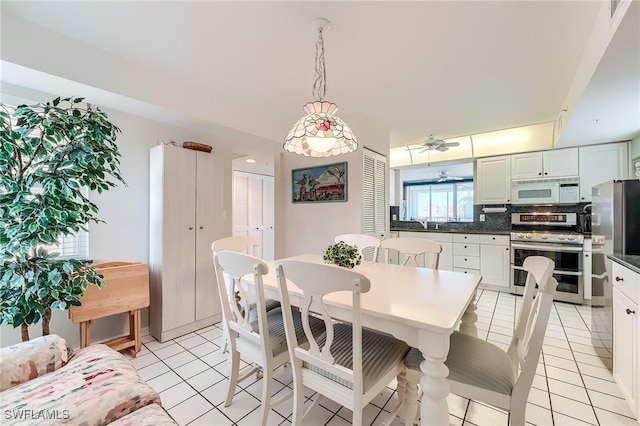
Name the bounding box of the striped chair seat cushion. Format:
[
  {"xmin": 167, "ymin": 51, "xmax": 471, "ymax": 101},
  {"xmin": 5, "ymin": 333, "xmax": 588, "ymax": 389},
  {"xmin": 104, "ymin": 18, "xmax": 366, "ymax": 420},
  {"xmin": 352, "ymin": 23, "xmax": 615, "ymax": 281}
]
[
  {"xmin": 242, "ymin": 307, "xmax": 325, "ymax": 357},
  {"xmin": 305, "ymin": 323, "xmax": 410, "ymax": 392},
  {"xmin": 248, "ymin": 299, "xmax": 282, "ymax": 323},
  {"xmin": 404, "ymin": 331, "xmax": 515, "ymax": 396}
]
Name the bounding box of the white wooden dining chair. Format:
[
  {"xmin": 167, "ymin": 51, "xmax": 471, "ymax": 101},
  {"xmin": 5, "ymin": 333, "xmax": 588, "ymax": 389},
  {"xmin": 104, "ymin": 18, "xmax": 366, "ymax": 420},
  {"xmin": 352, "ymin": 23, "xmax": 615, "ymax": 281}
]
[
  {"xmin": 334, "ymin": 233, "xmax": 381, "ymax": 262},
  {"xmin": 401, "ymin": 256, "xmax": 556, "ymax": 426},
  {"xmin": 276, "ymin": 260, "xmax": 410, "ymax": 426},
  {"xmin": 212, "ymin": 236, "xmax": 280, "ymax": 353},
  {"xmin": 380, "ymin": 237, "xmax": 442, "ymax": 269},
  {"xmin": 212, "ymin": 251, "xmax": 325, "ymax": 425}
]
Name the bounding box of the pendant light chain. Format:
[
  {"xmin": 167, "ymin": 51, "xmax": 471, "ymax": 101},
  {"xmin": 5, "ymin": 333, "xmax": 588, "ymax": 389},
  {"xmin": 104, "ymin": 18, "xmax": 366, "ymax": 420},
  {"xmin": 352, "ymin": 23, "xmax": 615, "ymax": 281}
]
[{"xmin": 312, "ymin": 27, "xmax": 327, "ymax": 101}]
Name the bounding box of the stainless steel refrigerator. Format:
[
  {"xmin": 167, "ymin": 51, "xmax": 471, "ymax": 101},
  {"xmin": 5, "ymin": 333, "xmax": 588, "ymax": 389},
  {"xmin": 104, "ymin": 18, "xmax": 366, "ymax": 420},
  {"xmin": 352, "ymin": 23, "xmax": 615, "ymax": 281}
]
[{"xmin": 591, "ymin": 179, "xmax": 640, "ymax": 362}]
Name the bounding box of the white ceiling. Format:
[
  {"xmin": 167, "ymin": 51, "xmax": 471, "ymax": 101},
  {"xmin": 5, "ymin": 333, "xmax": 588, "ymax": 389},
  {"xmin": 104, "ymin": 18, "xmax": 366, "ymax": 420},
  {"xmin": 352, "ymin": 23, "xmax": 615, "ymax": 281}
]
[{"xmin": 1, "ymin": 1, "xmax": 639, "ymax": 150}]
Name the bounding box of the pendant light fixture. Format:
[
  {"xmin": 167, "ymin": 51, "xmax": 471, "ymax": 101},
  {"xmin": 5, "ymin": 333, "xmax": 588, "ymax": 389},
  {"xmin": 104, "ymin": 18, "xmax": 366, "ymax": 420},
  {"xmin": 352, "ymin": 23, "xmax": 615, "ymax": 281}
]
[{"xmin": 283, "ymin": 18, "xmax": 358, "ymax": 157}]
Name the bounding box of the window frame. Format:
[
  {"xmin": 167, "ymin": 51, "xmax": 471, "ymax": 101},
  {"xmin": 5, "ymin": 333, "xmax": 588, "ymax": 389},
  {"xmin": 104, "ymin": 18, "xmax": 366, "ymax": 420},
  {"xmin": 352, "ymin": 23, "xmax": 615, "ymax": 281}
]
[{"xmin": 403, "ymin": 178, "xmax": 474, "ymax": 222}]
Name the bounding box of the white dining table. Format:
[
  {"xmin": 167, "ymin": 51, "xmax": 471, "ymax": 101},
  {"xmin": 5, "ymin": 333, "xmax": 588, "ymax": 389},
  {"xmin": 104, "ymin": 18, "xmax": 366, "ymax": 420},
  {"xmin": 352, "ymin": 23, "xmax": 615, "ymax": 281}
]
[{"xmin": 260, "ymin": 254, "xmax": 481, "ymax": 426}]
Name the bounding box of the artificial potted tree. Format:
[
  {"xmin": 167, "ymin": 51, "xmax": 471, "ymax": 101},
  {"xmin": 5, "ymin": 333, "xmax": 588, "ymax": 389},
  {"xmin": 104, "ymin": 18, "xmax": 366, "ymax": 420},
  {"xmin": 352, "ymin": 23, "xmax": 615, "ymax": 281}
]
[{"xmin": 0, "ymin": 97, "xmax": 126, "ymax": 341}]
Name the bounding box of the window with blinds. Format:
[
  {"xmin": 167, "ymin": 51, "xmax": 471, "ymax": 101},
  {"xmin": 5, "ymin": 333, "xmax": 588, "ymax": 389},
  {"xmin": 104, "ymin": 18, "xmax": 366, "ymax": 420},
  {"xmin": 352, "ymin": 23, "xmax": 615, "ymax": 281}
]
[
  {"xmin": 41, "ymin": 231, "xmax": 89, "ymax": 259},
  {"xmin": 363, "ymin": 148, "xmax": 387, "ymax": 236}
]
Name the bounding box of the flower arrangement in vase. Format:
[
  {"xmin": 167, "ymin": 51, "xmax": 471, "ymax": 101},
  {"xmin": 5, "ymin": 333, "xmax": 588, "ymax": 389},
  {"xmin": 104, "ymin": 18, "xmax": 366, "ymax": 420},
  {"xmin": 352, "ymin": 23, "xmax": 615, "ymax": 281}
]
[{"xmin": 323, "ymin": 241, "xmax": 362, "ymax": 269}]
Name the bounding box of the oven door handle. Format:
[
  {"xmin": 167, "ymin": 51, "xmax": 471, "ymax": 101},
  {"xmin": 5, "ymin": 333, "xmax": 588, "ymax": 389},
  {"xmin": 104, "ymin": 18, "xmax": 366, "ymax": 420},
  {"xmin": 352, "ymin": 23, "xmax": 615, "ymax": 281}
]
[
  {"xmin": 510, "ymin": 243, "xmax": 583, "ymax": 252},
  {"xmin": 511, "ymin": 265, "xmax": 582, "ymax": 276}
]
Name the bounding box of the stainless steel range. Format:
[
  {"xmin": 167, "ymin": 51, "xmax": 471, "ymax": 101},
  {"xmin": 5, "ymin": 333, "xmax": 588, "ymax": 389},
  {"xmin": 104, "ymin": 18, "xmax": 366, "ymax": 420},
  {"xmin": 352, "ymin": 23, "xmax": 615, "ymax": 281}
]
[{"xmin": 510, "ymin": 212, "xmax": 584, "ymax": 304}]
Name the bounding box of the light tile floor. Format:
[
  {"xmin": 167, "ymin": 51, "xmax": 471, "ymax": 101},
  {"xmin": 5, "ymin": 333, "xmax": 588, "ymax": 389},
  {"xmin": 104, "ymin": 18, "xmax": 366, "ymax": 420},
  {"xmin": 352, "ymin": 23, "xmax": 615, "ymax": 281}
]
[{"xmin": 132, "ymin": 289, "xmax": 638, "ymax": 425}]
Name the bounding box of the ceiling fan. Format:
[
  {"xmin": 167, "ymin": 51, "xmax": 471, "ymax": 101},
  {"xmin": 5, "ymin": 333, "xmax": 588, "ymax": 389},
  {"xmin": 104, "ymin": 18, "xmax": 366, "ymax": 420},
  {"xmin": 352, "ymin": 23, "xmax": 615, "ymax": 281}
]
[
  {"xmin": 416, "ymin": 134, "xmax": 460, "ymax": 153},
  {"xmin": 437, "ymin": 171, "xmax": 464, "ymax": 183}
]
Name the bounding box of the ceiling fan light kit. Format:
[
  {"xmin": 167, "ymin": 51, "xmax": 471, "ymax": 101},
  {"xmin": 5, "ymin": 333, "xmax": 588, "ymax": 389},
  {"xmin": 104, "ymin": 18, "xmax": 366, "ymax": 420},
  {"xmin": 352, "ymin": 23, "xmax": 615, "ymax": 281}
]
[{"xmin": 283, "ymin": 18, "xmax": 358, "ymax": 158}]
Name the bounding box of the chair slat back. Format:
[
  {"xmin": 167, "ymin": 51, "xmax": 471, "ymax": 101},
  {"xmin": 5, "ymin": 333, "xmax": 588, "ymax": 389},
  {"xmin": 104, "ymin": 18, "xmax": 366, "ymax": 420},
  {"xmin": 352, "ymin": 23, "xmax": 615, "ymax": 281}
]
[
  {"xmin": 507, "ymin": 256, "xmax": 556, "ymax": 402},
  {"xmin": 213, "ymin": 251, "xmax": 270, "ymax": 349},
  {"xmin": 212, "ymin": 236, "xmax": 261, "ymax": 256},
  {"xmin": 334, "ymin": 234, "xmax": 381, "ymax": 262},
  {"xmin": 276, "ymin": 260, "xmax": 371, "ymax": 395},
  {"xmin": 380, "ymin": 237, "xmax": 442, "ymax": 269}
]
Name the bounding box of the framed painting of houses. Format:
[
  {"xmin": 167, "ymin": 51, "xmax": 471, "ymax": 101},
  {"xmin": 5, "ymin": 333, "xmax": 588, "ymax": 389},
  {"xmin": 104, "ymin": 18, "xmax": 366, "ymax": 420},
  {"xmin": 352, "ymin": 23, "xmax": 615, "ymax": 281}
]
[{"xmin": 292, "ymin": 162, "xmax": 347, "ymax": 203}]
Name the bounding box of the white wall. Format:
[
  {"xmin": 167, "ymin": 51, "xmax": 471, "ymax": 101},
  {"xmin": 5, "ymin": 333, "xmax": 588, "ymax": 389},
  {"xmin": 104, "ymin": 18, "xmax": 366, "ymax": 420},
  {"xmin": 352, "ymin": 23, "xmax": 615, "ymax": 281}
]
[
  {"xmin": 0, "ymin": 92, "xmax": 285, "ymax": 348},
  {"xmin": 280, "ymin": 114, "xmax": 390, "ymax": 257}
]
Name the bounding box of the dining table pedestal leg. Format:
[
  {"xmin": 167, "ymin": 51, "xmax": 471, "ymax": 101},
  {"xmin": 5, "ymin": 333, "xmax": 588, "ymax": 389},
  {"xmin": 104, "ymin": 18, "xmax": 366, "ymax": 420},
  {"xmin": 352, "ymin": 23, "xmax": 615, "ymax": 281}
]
[
  {"xmin": 459, "ymin": 291, "xmax": 478, "ymax": 337},
  {"xmin": 418, "ymin": 355, "xmax": 450, "ymax": 426}
]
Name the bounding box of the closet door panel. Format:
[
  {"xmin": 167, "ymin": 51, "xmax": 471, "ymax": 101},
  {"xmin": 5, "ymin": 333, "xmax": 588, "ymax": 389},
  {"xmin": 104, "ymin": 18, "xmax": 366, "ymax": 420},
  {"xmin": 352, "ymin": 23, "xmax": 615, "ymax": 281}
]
[
  {"xmin": 163, "ymin": 147, "xmax": 197, "ymax": 330},
  {"xmin": 195, "ymin": 151, "xmax": 221, "ymax": 321}
]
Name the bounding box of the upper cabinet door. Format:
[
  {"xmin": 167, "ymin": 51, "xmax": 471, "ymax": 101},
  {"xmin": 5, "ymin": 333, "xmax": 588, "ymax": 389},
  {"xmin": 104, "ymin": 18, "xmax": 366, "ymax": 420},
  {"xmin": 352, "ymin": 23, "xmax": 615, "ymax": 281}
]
[
  {"xmin": 476, "ymin": 155, "xmax": 511, "ymax": 204},
  {"xmin": 542, "ymin": 148, "xmax": 578, "ymax": 178},
  {"xmin": 511, "ymin": 148, "xmax": 578, "ymax": 180},
  {"xmin": 511, "ymin": 152, "xmax": 543, "ymax": 179},
  {"xmin": 579, "ymin": 142, "xmax": 629, "ymax": 202}
]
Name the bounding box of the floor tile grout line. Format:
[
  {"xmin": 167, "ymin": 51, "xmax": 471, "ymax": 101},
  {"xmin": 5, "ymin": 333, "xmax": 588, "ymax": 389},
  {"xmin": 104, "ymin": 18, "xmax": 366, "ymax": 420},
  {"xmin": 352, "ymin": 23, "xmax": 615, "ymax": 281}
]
[{"xmin": 559, "ymin": 303, "xmax": 602, "ymax": 426}]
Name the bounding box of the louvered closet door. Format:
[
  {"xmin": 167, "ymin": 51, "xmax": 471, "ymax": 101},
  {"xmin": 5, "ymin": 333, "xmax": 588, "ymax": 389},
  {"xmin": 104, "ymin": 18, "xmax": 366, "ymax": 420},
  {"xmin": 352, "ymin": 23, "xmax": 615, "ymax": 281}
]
[
  {"xmin": 163, "ymin": 147, "xmax": 197, "ymax": 330},
  {"xmin": 374, "ymin": 154, "xmax": 387, "ymax": 236},
  {"xmin": 363, "ymin": 153, "xmax": 376, "ymax": 235},
  {"xmin": 363, "ymin": 148, "xmax": 387, "ymax": 238}
]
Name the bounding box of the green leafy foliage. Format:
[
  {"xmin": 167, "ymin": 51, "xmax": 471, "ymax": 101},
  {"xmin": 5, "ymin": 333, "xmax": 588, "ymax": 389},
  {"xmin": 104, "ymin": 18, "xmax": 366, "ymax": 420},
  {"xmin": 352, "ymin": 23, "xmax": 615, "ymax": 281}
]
[
  {"xmin": 0, "ymin": 97, "xmax": 126, "ymax": 332},
  {"xmin": 322, "ymin": 241, "xmax": 362, "ymax": 269}
]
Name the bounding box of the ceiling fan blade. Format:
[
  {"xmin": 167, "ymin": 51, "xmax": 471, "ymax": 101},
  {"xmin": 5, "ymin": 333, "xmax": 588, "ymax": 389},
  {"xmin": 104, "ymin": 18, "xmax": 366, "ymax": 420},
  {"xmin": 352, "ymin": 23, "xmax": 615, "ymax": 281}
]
[{"xmin": 443, "ymin": 141, "xmax": 460, "ymax": 147}]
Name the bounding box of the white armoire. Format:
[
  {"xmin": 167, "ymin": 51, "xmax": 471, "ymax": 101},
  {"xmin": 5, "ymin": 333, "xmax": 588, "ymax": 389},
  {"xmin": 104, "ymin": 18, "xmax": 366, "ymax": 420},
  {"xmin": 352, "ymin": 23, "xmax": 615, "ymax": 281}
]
[{"xmin": 149, "ymin": 144, "xmax": 223, "ymax": 342}]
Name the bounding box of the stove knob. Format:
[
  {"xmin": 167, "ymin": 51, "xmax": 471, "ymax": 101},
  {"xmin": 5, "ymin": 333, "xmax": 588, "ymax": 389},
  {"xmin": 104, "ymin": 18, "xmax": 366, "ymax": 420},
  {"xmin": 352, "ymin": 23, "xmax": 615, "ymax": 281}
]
[
  {"xmin": 516, "ymin": 233, "xmax": 524, "ymax": 239},
  {"xmin": 525, "ymin": 234, "xmax": 533, "ymax": 239},
  {"xmin": 558, "ymin": 235, "xmax": 566, "ymax": 240},
  {"xmin": 567, "ymin": 235, "xmax": 575, "ymax": 241},
  {"xmin": 541, "ymin": 234, "xmax": 549, "ymax": 240}
]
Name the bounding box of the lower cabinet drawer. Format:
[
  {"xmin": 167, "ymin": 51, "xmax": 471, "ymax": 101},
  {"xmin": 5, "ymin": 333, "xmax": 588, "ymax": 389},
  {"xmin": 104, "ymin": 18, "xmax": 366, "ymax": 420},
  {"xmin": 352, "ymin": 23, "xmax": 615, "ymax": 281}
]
[
  {"xmin": 454, "ymin": 267, "xmax": 480, "ymax": 275},
  {"xmin": 453, "ymin": 255, "xmax": 480, "ymax": 270}
]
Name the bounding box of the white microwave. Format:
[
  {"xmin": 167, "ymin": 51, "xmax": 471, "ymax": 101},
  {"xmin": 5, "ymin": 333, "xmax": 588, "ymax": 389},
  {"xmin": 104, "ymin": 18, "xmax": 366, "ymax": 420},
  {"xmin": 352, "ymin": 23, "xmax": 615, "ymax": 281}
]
[{"xmin": 511, "ymin": 178, "xmax": 579, "ymax": 205}]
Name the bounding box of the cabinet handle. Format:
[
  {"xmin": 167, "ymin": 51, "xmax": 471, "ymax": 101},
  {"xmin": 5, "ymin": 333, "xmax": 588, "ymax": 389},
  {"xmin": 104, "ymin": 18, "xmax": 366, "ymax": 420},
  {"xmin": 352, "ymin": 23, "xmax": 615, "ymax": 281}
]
[
  {"xmin": 626, "ymin": 309, "xmax": 636, "ymax": 315},
  {"xmin": 544, "ymin": 172, "xmax": 548, "ymax": 175},
  {"xmin": 538, "ymin": 172, "xmax": 542, "ymax": 176},
  {"xmin": 492, "ymin": 237, "xmax": 496, "ymax": 240},
  {"xmin": 188, "ymin": 226, "xmax": 194, "ymax": 230},
  {"xmin": 464, "ymin": 245, "xmax": 467, "ymax": 248},
  {"xmin": 465, "ymin": 258, "xmax": 468, "ymax": 261},
  {"xmin": 581, "ymin": 197, "xmax": 585, "ymax": 200},
  {"xmin": 585, "ymin": 254, "xmax": 589, "ymax": 257},
  {"xmin": 199, "ymin": 226, "xmax": 204, "ymax": 230},
  {"xmin": 616, "ymin": 276, "xmax": 624, "ymax": 282}
]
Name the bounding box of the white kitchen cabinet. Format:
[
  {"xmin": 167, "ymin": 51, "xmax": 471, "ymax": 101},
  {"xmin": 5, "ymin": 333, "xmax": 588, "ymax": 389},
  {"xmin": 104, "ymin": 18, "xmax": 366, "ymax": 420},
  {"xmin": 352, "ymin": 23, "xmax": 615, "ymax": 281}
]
[
  {"xmin": 475, "ymin": 155, "xmax": 511, "ymax": 204},
  {"xmin": 453, "ymin": 234, "xmax": 480, "ymax": 274},
  {"xmin": 397, "ymin": 231, "xmax": 453, "ymax": 271},
  {"xmin": 612, "ymin": 261, "xmax": 640, "ymax": 417},
  {"xmin": 149, "ymin": 144, "xmax": 223, "ymax": 342},
  {"xmin": 233, "ymin": 171, "xmax": 275, "ymax": 261},
  {"xmin": 511, "ymin": 148, "xmax": 578, "ymax": 180},
  {"xmin": 579, "ymin": 142, "xmax": 629, "ymax": 202},
  {"xmin": 479, "ymin": 234, "xmax": 511, "ymax": 289}
]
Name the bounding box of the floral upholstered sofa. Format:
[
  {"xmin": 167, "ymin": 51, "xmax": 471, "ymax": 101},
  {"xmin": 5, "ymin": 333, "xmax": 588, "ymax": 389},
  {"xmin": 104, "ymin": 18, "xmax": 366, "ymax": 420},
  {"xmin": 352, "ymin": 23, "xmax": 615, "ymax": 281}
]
[{"xmin": 0, "ymin": 334, "xmax": 177, "ymax": 425}]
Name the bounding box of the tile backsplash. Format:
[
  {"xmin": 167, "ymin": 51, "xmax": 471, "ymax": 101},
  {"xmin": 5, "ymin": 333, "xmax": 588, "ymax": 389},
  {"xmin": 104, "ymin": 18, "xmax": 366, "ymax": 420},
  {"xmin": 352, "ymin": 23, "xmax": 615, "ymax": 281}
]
[{"xmin": 390, "ymin": 203, "xmax": 592, "ymax": 233}]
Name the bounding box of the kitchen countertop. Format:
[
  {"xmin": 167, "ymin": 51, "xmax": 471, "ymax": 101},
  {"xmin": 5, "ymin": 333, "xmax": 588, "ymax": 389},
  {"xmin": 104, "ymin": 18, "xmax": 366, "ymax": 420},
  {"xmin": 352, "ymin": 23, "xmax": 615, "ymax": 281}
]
[
  {"xmin": 391, "ymin": 228, "xmax": 511, "ymax": 235},
  {"xmin": 608, "ymin": 254, "xmax": 640, "ymax": 275}
]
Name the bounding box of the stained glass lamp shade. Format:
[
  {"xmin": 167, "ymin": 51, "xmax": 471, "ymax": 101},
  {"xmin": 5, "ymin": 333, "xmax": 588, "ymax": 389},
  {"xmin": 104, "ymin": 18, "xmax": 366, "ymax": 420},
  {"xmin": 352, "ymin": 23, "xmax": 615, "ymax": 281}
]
[{"xmin": 284, "ymin": 101, "xmax": 357, "ymax": 157}]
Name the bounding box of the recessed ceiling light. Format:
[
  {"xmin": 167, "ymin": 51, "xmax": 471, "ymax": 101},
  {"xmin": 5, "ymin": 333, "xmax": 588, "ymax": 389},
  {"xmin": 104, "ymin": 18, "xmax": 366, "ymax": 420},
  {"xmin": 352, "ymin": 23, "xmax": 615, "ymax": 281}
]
[{"xmin": 245, "ymin": 158, "xmax": 256, "ymax": 163}]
